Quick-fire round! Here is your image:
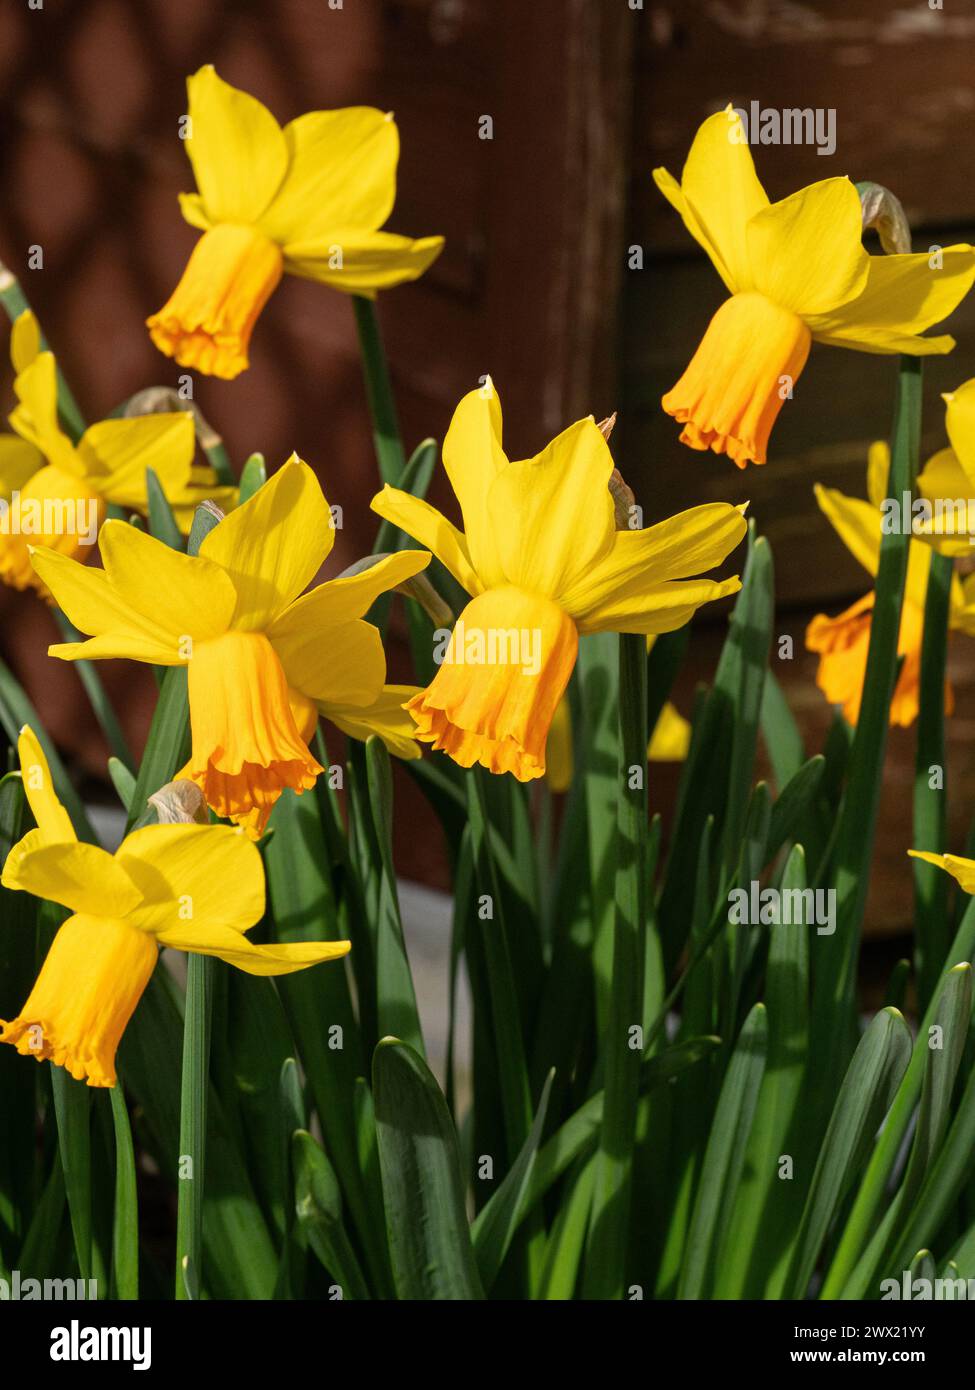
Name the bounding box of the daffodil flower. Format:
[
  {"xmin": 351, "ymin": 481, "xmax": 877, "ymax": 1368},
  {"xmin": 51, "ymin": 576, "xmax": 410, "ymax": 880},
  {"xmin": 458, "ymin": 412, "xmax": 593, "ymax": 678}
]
[
  {"xmin": 654, "ymin": 110, "xmax": 975, "ymax": 468},
  {"xmin": 0, "ymin": 312, "xmax": 196, "ymax": 596},
  {"xmin": 0, "ymin": 727, "xmax": 350, "ymax": 1086},
  {"xmin": 806, "ymin": 444, "xmax": 971, "ymax": 726},
  {"xmin": 147, "ymin": 65, "xmax": 444, "ymax": 379},
  {"xmin": 31, "ymin": 459, "xmax": 430, "ymax": 835},
  {"xmin": 371, "ymin": 382, "xmax": 745, "ymax": 781}
]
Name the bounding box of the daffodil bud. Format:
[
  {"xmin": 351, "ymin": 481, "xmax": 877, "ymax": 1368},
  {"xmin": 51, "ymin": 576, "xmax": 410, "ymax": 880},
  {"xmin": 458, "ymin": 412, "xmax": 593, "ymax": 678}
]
[
  {"xmin": 856, "ymin": 181, "xmax": 911, "ymax": 256},
  {"xmin": 609, "ymin": 468, "xmax": 636, "ymax": 531},
  {"xmin": 122, "ymin": 388, "xmax": 223, "ymax": 451},
  {"xmin": 395, "ymin": 571, "xmax": 454, "ymax": 630},
  {"xmin": 148, "ymin": 778, "xmax": 209, "ymax": 825}
]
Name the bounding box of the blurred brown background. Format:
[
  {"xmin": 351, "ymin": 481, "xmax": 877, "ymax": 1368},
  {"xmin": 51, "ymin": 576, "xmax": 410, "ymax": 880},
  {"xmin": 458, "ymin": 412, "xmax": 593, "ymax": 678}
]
[{"xmin": 1, "ymin": 0, "xmax": 975, "ymax": 933}]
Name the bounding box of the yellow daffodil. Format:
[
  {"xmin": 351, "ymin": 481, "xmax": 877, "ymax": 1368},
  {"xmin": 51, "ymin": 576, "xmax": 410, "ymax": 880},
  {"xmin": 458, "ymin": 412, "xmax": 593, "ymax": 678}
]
[
  {"xmin": 31, "ymin": 459, "xmax": 430, "ymax": 835},
  {"xmin": 654, "ymin": 110, "xmax": 975, "ymax": 468},
  {"xmin": 546, "ymin": 636, "xmax": 691, "ymax": 793},
  {"xmin": 806, "ymin": 444, "xmax": 971, "ymax": 726},
  {"xmin": 0, "ymin": 312, "xmax": 196, "ymax": 596},
  {"xmin": 371, "ymin": 381, "xmax": 745, "ymax": 781},
  {"xmin": 0, "ymin": 727, "xmax": 349, "ymax": 1086},
  {"xmin": 147, "ymin": 65, "xmax": 444, "ymax": 379}
]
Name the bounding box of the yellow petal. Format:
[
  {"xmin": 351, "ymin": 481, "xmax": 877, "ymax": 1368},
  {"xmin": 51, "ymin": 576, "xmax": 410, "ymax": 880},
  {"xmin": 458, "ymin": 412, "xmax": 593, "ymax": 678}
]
[
  {"xmin": 944, "ymin": 380, "xmax": 975, "ymax": 484},
  {"xmin": 155, "ymin": 921, "xmax": 350, "ymax": 975},
  {"xmin": 745, "ymin": 178, "xmax": 869, "ymax": 316},
  {"xmin": 806, "ymin": 245, "xmax": 975, "ymax": 352},
  {"xmin": 813, "ymin": 483, "xmax": 880, "ymax": 578},
  {"xmin": 908, "ymin": 850, "xmax": 975, "ymax": 894},
  {"xmin": 260, "ymin": 108, "xmax": 398, "ymax": 243},
  {"xmin": 648, "ymin": 702, "xmax": 691, "ymax": 761},
  {"xmin": 33, "ymin": 526, "xmax": 234, "ymax": 665},
  {"xmin": 283, "ymin": 229, "xmax": 444, "ymax": 297},
  {"xmin": 185, "ymin": 65, "xmax": 288, "ymax": 225},
  {"xmin": 559, "ymin": 502, "xmax": 747, "ymax": 625},
  {"xmin": 440, "ymin": 384, "xmax": 509, "ymax": 587},
  {"xmin": 276, "ymin": 617, "xmax": 386, "ymax": 708},
  {"xmin": 98, "ymin": 521, "xmax": 236, "ymax": 642},
  {"xmin": 866, "ymin": 440, "xmax": 890, "ymax": 510},
  {"xmin": 488, "ymin": 418, "xmax": 616, "ymax": 600},
  {"xmin": 178, "ymin": 192, "xmax": 211, "ymax": 231},
  {"xmin": 10, "ymin": 309, "xmax": 41, "ymax": 375},
  {"xmin": 903, "ymin": 538, "xmax": 933, "ymax": 614},
  {"xmin": 673, "ymin": 108, "xmax": 769, "ymax": 292},
  {"xmin": 268, "ymin": 549, "xmax": 430, "ymax": 637},
  {"xmin": 2, "ymin": 839, "xmax": 141, "ymax": 918},
  {"xmin": 16, "ymin": 726, "xmax": 76, "ymax": 845},
  {"xmin": 76, "ymin": 412, "xmax": 195, "ymax": 510},
  {"xmin": 652, "ymin": 165, "xmax": 736, "ymax": 294},
  {"xmin": 914, "ymin": 447, "xmax": 975, "ymax": 556},
  {"xmin": 199, "ymin": 456, "xmax": 332, "ymax": 630},
  {"xmin": 117, "ymin": 823, "xmax": 264, "ymax": 935},
  {"xmin": 324, "ymin": 684, "xmax": 423, "ymax": 761},
  {"xmin": 9, "ymin": 352, "xmax": 81, "ymax": 477},
  {"xmin": 370, "ymin": 486, "xmax": 481, "ymax": 595},
  {"xmin": 577, "ymin": 574, "xmax": 742, "ymax": 636},
  {"xmin": 0, "ymin": 434, "xmax": 44, "ymax": 496}
]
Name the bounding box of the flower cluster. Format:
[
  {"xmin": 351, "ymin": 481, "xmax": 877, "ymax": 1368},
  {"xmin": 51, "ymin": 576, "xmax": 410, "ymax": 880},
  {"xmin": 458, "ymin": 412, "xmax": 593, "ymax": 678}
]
[{"xmin": 2, "ymin": 80, "xmax": 975, "ymax": 1118}]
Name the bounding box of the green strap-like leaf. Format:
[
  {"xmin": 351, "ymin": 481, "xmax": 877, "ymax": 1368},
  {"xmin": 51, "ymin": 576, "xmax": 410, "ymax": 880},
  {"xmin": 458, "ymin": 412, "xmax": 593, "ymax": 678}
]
[
  {"xmin": 373, "ymin": 1038, "xmax": 484, "ymax": 1300},
  {"xmin": 678, "ymin": 1002, "xmax": 768, "ymax": 1299},
  {"xmin": 238, "ymin": 452, "xmax": 266, "ymax": 504},
  {"xmin": 109, "ymin": 1085, "xmax": 139, "ymax": 1299},
  {"xmin": 785, "ymin": 1007, "xmax": 912, "ymax": 1299},
  {"xmin": 472, "ymin": 1070, "xmax": 554, "ymax": 1290},
  {"xmin": 293, "ymin": 1131, "xmax": 371, "ymax": 1300},
  {"xmin": 145, "ymin": 467, "xmax": 184, "ymax": 550}
]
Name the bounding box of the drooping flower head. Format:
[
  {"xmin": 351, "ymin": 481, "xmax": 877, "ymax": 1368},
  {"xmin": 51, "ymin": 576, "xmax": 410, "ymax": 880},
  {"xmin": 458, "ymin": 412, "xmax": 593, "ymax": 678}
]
[
  {"xmin": 0, "ymin": 312, "xmax": 196, "ymax": 596},
  {"xmin": 147, "ymin": 66, "xmax": 444, "ymax": 379},
  {"xmin": 31, "ymin": 459, "xmax": 430, "ymax": 836},
  {"xmin": 654, "ymin": 110, "xmax": 975, "ymax": 467},
  {"xmin": 805, "ymin": 440, "xmax": 973, "ymax": 727},
  {"xmin": 0, "ymin": 727, "xmax": 350, "ymax": 1086},
  {"xmin": 371, "ymin": 381, "xmax": 746, "ymax": 780}
]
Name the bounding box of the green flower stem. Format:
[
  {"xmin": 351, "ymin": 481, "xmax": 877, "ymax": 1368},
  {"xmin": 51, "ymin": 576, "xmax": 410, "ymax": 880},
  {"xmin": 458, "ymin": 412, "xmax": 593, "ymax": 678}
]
[
  {"xmin": 583, "ymin": 631, "xmax": 648, "ymax": 1298},
  {"xmin": 467, "ymin": 765, "xmax": 533, "ymax": 1162},
  {"xmin": 109, "ymin": 1084, "xmax": 139, "ymax": 1300},
  {"xmin": 175, "ymin": 952, "xmax": 212, "ymax": 1300},
  {"xmin": 0, "ymin": 266, "xmax": 86, "ymax": 442},
  {"xmin": 913, "ymin": 548, "xmax": 954, "ymax": 1009},
  {"xmin": 52, "ymin": 610, "xmax": 134, "ymax": 772},
  {"xmin": 352, "ymin": 295, "xmax": 407, "ymax": 487},
  {"xmin": 810, "ymin": 357, "xmax": 920, "ymax": 1108}
]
